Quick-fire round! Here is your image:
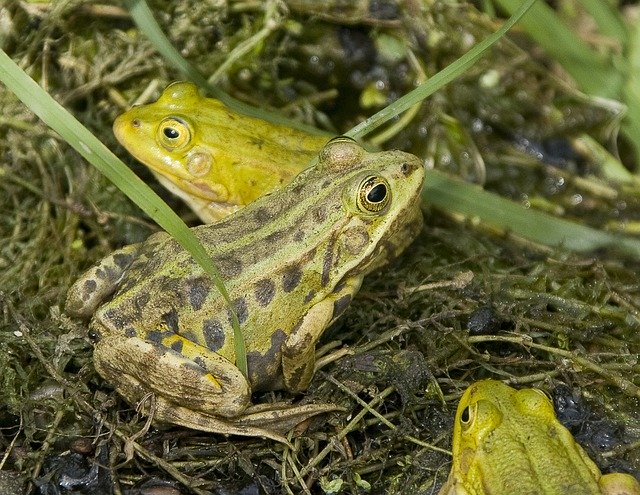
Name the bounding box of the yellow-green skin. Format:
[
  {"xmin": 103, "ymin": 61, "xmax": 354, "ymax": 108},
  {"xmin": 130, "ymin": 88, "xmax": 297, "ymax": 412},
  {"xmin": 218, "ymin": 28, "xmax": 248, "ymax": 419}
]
[
  {"xmin": 113, "ymin": 81, "xmax": 329, "ymax": 222},
  {"xmin": 439, "ymin": 380, "xmax": 640, "ymax": 495},
  {"xmin": 66, "ymin": 138, "xmax": 425, "ymax": 443}
]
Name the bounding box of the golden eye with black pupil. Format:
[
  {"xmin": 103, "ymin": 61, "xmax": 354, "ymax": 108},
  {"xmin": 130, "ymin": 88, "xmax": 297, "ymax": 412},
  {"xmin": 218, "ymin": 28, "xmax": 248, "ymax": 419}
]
[
  {"xmin": 157, "ymin": 117, "xmax": 190, "ymax": 150},
  {"xmin": 357, "ymin": 176, "xmax": 390, "ymax": 212},
  {"xmin": 461, "ymin": 406, "xmax": 471, "ymax": 423}
]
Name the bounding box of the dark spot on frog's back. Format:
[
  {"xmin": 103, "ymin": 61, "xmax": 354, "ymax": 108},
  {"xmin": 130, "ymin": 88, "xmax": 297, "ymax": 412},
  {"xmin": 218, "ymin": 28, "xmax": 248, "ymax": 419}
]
[
  {"xmin": 95, "ymin": 265, "xmax": 118, "ymax": 282},
  {"xmin": 101, "ymin": 308, "xmax": 134, "ymax": 330},
  {"xmin": 186, "ymin": 276, "xmax": 210, "ymax": 311},
  {"xmin": 227, "ymin": 297, "xmax": 248, "ymax": 325},
  {"xmin": 132, "ymin": 291, "xmax": 150, "ymax": 310},
  {"xmin": 253, "ymin": 206, "xmax": 272, "ymax": 224},
  {"xmin": 247, "ymin": 329, "xmax": 287, "ymax": 390},
  {"xmin": 82, "ymin": 279, "xmax": 97, "ymax": 301},
  {"xmin": 213, "ymin": 256, "xmax": 243, "ymax": 278},
  {"xmin": 203, "ymin": 318, "xmax": 225, "ymax": 351},
  {"xmin": 312, "ymin": 206, "xmax": 326, "ymax": 222},
  {"xmin": 304, "ymin": 290, "xmax": 315, "ymax": 303},
  {"xmin": 332, "ymin": 294, "xmax": 352, "ymax": 320},
  {"xmin": 282, "ymin": 266, "xmax": 303, "ymax": 293},
  {"xmin": 265, "ymin": 229, "xmax": 285, "ymax": 244},
  {"xmin": 162, "ymin": 309, "xmax": 180, "ymax": 333},
  {"xmin": 170, "ymin": 339, "xmax": 183, "ymax": 354},
  {"xmin": 147, "ymin": 330, "xmax": 165, "ymax": 343},
  {"xmin": 254, "ymin": 278, "xmax": 276, "ymax": 307},
  {"xmin": 112, "ymin": 252, "xmax": 134, "ymax": 269}
]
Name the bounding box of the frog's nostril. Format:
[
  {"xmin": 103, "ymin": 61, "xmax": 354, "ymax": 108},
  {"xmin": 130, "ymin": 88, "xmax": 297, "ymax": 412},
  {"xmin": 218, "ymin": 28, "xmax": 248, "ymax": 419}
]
[
  {"xmin": 401, "ymin": 163, "xmax": 410, "ymax": 175},
  {"xmin": 132, "ymin": 119, "xmax": 141, "ymax": 128}
]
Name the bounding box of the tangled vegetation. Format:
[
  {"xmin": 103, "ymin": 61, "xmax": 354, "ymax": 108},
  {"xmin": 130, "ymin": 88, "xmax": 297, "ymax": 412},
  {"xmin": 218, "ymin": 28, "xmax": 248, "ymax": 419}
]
[{"xmin": 1, "ymin": 1, "xmax": 639, "ymax": 494}]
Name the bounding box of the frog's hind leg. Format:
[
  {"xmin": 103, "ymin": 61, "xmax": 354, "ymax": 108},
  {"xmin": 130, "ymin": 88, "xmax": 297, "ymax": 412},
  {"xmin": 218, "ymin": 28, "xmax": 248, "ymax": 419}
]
[
  {"xmin": 93, "ymin": 333, "xmax": 251, "ymax": 419},
  {"xmin": 65, "ymin": 244, "xmax": 141, "ymax": 318}
]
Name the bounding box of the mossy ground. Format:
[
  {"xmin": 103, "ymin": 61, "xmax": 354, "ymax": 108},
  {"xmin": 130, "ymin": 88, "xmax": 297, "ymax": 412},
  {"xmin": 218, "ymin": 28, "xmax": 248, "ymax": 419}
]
[{"xmin": 1, "ymin": 1, "xmax": 639, "ymax": 494}]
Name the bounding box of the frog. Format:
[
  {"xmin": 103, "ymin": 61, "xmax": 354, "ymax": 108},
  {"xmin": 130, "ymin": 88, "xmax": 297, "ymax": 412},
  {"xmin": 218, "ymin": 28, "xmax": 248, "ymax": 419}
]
[
  {"xmin": 113, "ymin": 81, "xmax": 330, "ymax": 222},
  {"xmin": 66, "ymin": 137, "xmax": 425, "ymax": 442},
  {"xmin": 439, "ymin": 380, "xmax": 640, "ymax": 495}
]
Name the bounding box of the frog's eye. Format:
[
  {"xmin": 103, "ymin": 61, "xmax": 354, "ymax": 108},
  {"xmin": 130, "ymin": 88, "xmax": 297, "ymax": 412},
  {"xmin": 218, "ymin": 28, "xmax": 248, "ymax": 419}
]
[
  {"xmin": 460, "ymin": 405, "xmax": 472, "ymax": 424},
  {"xmin": 158, "ymin": 117, "xmax": 191, "ymax": 150},
  {"xmin": 357, "ymin": 176, "xmax": 391, "ymax": 213}
]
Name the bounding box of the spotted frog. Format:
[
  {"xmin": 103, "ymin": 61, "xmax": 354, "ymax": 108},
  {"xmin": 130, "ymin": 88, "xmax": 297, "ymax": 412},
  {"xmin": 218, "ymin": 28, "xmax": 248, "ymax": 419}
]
[
  {"xmin": 439, "ymin": 380, "xmax": 640, "ymax": 495},
  {"xmin": 113, "ymin": 81, "xmax": 329, "ymax": 222},
  {"xmin": 66, "ymin": 138, "xmax": 425, "ymax": 442}
]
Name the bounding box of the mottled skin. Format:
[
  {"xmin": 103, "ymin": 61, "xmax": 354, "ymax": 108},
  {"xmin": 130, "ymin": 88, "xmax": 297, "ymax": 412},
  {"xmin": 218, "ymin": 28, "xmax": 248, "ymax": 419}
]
[
  {"xmin": 439, "ymin": 380, "xmax": 640, "ymax": 495},
  {"xmin": 66, "ymin": 138, "xmax": 425, "ymax": 442},
  {"xmin": 113, "ymin": 81, "xmax": 329, "ymax": 222}
]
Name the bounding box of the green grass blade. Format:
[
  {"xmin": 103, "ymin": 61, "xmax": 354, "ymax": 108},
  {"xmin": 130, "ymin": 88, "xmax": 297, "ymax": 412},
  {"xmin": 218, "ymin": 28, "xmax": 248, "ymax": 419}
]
[
  {"xmin": 492, "ymin": 0, "xmax": 622, "ymax": 98},
  {"xmin": 424, "ymin": 169, "xmax": 640, "ymax": 257},
  {"xmin": 0, "ymin": 49, "xmax": 248, "ymax": 376},
  {"xmin": 348, "ymin": 0, "xmax": 537, "ymax": 140},
  {"xmin": 124, "ymin": 0, "xmax": 328, "ymax": 136},
  {"xmin": 581, "ymin": 0, "xmax": 627, "ymax": 43},
  {"xmin": 622, "ymin": 14, "xmax": 640, "ymax": 165}
]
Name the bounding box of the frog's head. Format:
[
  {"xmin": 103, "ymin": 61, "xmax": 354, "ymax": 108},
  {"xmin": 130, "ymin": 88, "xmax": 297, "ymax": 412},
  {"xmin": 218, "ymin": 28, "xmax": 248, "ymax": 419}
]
[
  {"xmin": 113, "ymin": 82, "xmax": 228, "ymax": 201},
  {"xmin": 296, "ymin": 137, "xmax": 425, "ymax": 280}
]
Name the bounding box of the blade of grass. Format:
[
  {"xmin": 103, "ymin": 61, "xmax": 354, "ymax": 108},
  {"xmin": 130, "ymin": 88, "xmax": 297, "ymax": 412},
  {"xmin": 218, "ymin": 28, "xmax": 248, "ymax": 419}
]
[
  {"xmin": 348, "ymin": 0, "xmax": 537, "ymax": 140},
  {"xmin": 492, "ymin": 0, "xmax": 622, "ymax": 98},
  {"xmin": 0, "ymin": 49, "xmax": 248, "ymax": 377},
  {"xmin": 581, "ymin": 0, "xmax": 627, "ymax": 43},
  {"xmin": 124, "ymin": 0, "xmax": 328, "ymax": 136},
  {"xmin": 622, "ymin": 14, "xmax": 640, "ymax": 165},
  {"xmin": 424, "ymin": 169, "xmax": 640, "ymax": 257}
]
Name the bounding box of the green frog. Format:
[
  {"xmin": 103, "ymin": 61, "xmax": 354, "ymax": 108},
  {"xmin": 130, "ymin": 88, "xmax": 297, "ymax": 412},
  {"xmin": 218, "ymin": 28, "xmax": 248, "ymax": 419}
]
[
  {"xmin": 439, "ymin": 380, "xmax": 640, "ymax": 495},
  {"xmin": 66, "ymin": 137, "xmax": 425, "ymax": 442},
  {"xmin": 113, "ymin": 81, "xmax": 329, "ymax": 222}
]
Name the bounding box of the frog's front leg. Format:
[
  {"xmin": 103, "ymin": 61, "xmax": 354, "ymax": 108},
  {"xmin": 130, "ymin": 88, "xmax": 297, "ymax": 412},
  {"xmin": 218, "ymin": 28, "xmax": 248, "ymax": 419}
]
[
  {"xmin": 93, "ymin": 331, "xmax": 251, "ymax": 419},
  {"xmin": 66, "ymin": 244, "xmax": 141, "ymax": 319},
  {"xmin": 282, "ymin": 276, "xmax": 363, "ymax": 393}
]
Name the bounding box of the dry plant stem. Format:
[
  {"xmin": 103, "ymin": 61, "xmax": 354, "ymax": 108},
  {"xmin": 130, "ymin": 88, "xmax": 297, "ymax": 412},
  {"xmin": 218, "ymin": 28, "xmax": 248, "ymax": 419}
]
[
  {"xmin": 0, "ymin": 416, "xmax": 22, "ymax": 470},
  {"xmin": 326, "ymin": 375, "xmax": 396, "ymax": 430},
  {"xmin": 208, "ymin": 0, "xmax": 282, "ymax": 84},
  {"xmin": 299, "ymin": 386, "xmax": 396, "ymax": 479},
  {"xmin": 282, "ymin": 452, "xmax": 312, "ymax": 495},
  {"xmin": 466, "ymin": 334, "xmax": 640, "ymax": 398},
  {"xmin": 25, "ymin": 409, "xmax": 66, "ymax": 494},
  {"xmin": 509, "ymin": 288, "xmax": 640, "ymax": 326},
  {"xmin": 314, "ymin": 347, "xmax": 353, "ymax": 371},
  {"xmin": 19, "ymin": 325, "xmax": 217, "ymax": 495},
  {"xmin": 601, "ymin": 439, "xmax": 640, "ymax": 458},
  {"xmin": 325, "ymin": 375, "xmax": 451, "ymax": 455}
]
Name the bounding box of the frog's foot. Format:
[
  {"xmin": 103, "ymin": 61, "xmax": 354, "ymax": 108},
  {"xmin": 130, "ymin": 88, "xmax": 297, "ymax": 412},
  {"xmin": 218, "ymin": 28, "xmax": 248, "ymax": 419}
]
[
  {"xmin": 599, "ymin": 472, "xmax": 640, "ymax": 495},
  {"xmin": 148, "ymin": 398, "xmax": 292, "ymax": 444},
  {"xmin": 230, "ymin": 401, "xmax": 345, "ymax": 434},
  {"xmin": 66, "ymin": 244, "xmax": 141, "ymax": 318},
  {"xmin": 152, "ymin": 399, "xmax": 343, "ymax": 444}
]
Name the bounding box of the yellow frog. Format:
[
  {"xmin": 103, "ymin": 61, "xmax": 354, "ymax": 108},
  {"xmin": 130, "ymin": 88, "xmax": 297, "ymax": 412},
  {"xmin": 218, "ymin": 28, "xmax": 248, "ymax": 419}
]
[
  {"xmin": 113, "ymin": 81, "xmax": 329, "ymax": 222},
  {"xmin": 439, "ymin": 380, "xmax": 640, "ymax": 495},
  {"xmin": 66, "ymin": 137, "xmax": 425, "ymax": 442}
]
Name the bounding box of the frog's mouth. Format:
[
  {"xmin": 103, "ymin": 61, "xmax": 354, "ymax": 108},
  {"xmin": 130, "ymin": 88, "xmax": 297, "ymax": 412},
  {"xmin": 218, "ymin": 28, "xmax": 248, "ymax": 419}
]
[{"xmin": 153, "ymin": 173, "xmax": 229, "ymax": 204}]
